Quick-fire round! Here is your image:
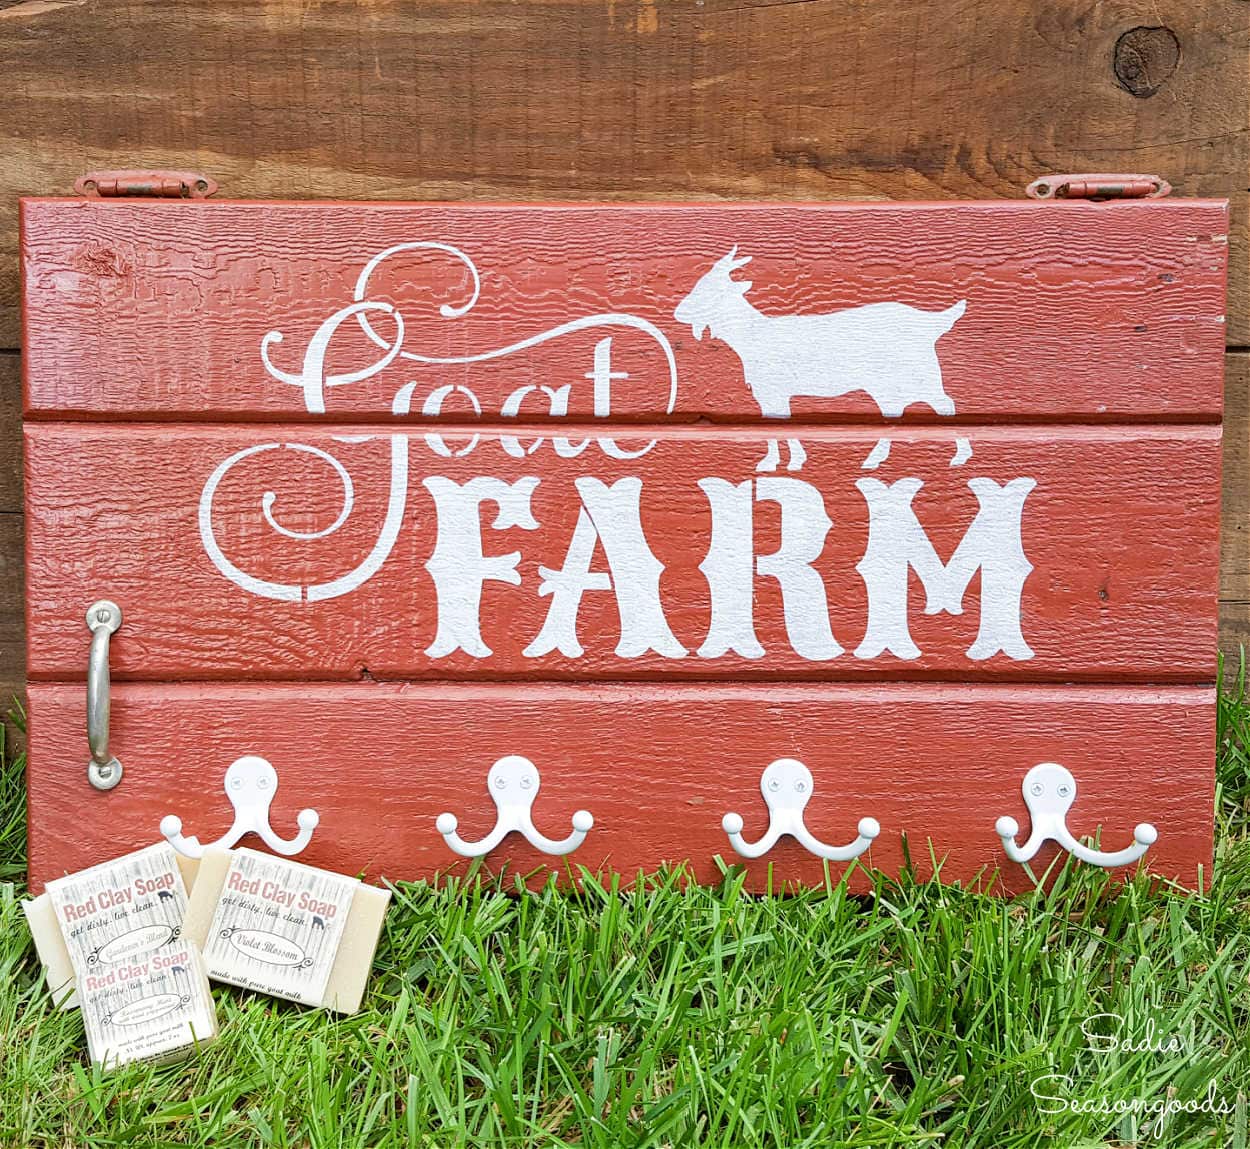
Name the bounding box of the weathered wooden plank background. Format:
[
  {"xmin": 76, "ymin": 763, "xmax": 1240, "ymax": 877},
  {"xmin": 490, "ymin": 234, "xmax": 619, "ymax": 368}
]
[{"xmin": 0, "ymin": 0, "xmax": 1247, "ymax": 721}]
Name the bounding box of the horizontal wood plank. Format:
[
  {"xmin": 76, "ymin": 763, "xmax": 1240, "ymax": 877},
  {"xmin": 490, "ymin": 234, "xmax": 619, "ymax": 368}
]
[
  {"xmin": 0, "ymin": 357, "xmax": 23, "ymax": 715},
  {"xmin": 21, "ymin": 199, "xmax": 1227, "ymax": 423},
  {"xmin": 7, "ymin": 353, "xmax": 1250, "ymax": 683},
  {"xmin": 0, "ymin": 677, "xmax": 24, "ymax": 725},
  {"xmin": 0, "ymin": 354, "xmax": 19, "ymax": 511},
  {"xmin": 1219, "ymin": 602, "xmax": 1250, "ymax": 669},
  {"xmin": 0, "ymin": 512, "xmax": 23, "ymax": 693},
  {"xmin": 1221, "ymin": 603, "xmax": 1246, "ymax": 663},
  {"xmin": 1221, "ymin": 352, "xmax": 1249, "ymax": 601},
  {"xmin": 25, "ymin": 423, "xmax": 1219, "ymax": 683},
  {"xmin": 0, "ymin": 0, "xmax": 1245, "ymax": 351},
  {"xmin": 24, "ymin": 681, "xmax": 1215, "ymax": 894}
]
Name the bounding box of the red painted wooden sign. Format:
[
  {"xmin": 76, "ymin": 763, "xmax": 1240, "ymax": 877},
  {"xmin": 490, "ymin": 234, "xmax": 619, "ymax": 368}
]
[{"xmin": 21, "ymin": 196, "xmax": 1227, "ymax": 893}]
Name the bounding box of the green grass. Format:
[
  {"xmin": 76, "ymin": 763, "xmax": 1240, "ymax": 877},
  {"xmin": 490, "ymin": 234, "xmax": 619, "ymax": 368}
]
[{"xmin": 1, "ymin": 678, "xmax": 1248, "ymax": 1149}]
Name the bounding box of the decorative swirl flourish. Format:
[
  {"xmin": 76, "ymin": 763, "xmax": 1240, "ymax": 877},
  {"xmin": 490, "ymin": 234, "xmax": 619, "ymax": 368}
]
[
  {"xmin": 261, "ymin": 301, "xmax": 405, "ymax": 415},
  {"xmin": 212, "ymin": 243, "xmax": 683, "ymax": 605},
  {"xmin": 351, "ymin": 242, "xmax": 678, "ymax": 416},
  {"xmin": 259, "ymin": 243, "xmax": 679, "ymax": 431},
  {"xmin": 260, "ymin": 444, "xmax": 354, "ymax": 540},
  {"xmin": 198, "ymin": 384, "xmax": 416, "ymax": 603},
  {"xmin": 354, "ymin": 241, "xmax": 481, "ymax": 320}
]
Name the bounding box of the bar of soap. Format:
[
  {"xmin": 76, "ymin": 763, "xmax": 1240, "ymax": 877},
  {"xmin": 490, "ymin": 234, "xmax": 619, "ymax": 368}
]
[
  {"xmin": 184, "ymin": 847, "xmax": 389, "ymax": 1014},
  {"xmin": 22, "ymin": 843, "xmax": 216, "ymax": 1068},
  {"xmin": 76, "ymin": 940, "xmax": 217, "ymax": 1069},
  {"xmin": 23, "ymin": 848, "xmax": 201, "ymax": 1010}
]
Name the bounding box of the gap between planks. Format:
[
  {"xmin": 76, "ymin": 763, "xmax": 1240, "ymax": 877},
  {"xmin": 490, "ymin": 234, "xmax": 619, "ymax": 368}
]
[
  {"xmin": 25, "ymin": 681, "xmax": 1217, "ymax": 704},
  {"xmin": 18, "ymin": 420, "xmax": 1226, "ymax": 436}
]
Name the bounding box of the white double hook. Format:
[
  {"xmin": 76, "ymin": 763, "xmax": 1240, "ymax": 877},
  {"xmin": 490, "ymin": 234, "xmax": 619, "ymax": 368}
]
[
  {"xmin": 436, "ymin": 755, "xmax": 594, "ymax": 857},
  {"xmin": 160, "ymin": 755, "xmax": 320, "ymax": 859},
  {"xmin": 996, "ymin": 762, "xmax": 1157, "ymax": 869},
  {"xmin": 722, "ymin": 758, "xmax": 880, "ymax": 861}
]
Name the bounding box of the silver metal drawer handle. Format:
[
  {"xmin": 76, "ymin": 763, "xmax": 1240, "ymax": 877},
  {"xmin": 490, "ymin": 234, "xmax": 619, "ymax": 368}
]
[{"xmin": 85, "ymin": 600, "xmax": 123, "ymax": 791}]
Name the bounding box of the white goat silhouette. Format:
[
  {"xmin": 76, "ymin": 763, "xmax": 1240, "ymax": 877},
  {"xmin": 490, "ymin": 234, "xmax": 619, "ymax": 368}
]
[{"xmin": 674, "ymin": 248, "xmax": 967, "ymax": 471}]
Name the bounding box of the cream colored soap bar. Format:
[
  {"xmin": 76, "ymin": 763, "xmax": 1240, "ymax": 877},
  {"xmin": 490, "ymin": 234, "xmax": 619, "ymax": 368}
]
[
  {"xmin": 23, "ymin": 850, "xmax": 201, "ymax": 1010},
  {"xmin": 21, "ymin": 843, "xmax": 216, "ymax": 1069},
  {"xmin": 77, "ymin": 938, "xmax": 217, "ymax": 1069},
  {"xmin": 185, "ymin": 847, "xmax": 390, "ymax": 1014}
]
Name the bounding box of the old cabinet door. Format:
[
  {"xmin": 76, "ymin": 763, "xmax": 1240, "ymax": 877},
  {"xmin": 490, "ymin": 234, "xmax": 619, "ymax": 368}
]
[{"xmin": 21, "ymin": 196, "xmax": 1227, "ymax": 892}]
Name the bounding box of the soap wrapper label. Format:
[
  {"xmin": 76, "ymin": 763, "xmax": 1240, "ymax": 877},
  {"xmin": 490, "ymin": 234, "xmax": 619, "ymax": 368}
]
[
  {"xmin": 44, "ymin": 843, "xmax": 190, "ymax": 978},
  {"xmin": 201, "ymin": 849, "xmax": 357, "ymax": 1006},
  {"xmin": 79, "ymin": 942, "xmax": 216, "ymax": 1068},
  {"xmin": 40, "ymin": 843, "xmax": 215, "ymax": 1067}
]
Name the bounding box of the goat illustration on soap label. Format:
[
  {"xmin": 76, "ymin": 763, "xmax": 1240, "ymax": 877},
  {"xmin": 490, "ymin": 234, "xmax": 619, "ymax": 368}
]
[{"xmin": 674, "ymin": 247, "xmax": 970, "ymax": 473}]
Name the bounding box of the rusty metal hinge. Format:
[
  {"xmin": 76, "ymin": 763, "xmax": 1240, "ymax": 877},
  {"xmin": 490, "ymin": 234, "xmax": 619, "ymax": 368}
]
[
  {"xmin": 74, "ymin": 170, "xmax": 219, "ymax": 199},
  {"xmin": 1026, "ymin": 173, "xmax": 1171, "ymax": 201}
]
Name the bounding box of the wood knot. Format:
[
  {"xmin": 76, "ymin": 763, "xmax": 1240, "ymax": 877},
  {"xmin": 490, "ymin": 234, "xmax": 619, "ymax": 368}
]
[
  {"xmin": 1113, "ymin": 26, "xmax": 1180, "ymax": 98},
  {"xmin": 75, "ymin": 242, "xmax": 130, "ymax": 278}
]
